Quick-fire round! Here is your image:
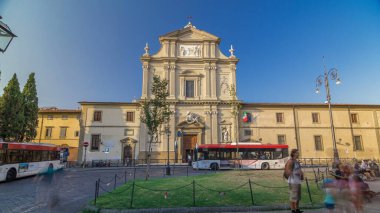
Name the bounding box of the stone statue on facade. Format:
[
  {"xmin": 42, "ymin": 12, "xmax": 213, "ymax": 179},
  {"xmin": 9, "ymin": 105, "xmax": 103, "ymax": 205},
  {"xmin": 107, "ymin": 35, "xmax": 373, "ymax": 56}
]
[
  {"xmin": 186, "ymin": 111, "xmax": 199, "ymax": 124},
  {"xmin": 222, "ymin": 127, "xmax": 229, "ymax": 142}
]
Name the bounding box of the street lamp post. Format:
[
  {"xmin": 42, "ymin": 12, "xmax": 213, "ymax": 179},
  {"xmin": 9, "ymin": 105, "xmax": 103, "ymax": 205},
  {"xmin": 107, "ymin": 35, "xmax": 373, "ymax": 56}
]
[
  {"xmin": 315, "ymin": 57, "xmax": 341, "ymax": 168},
  {"xmin": 165, "ymin": 125, "xmax": 171, "ymax": 175},
  {"xmin": 0, "ymin": 16, "xmax": 17, "ymax": 53}
]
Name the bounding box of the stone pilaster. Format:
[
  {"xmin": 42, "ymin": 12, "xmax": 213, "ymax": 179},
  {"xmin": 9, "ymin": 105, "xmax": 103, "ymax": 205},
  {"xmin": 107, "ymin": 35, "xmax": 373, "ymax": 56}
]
[
  {"xmin": 169, "ymin": 62, "xmax": 176, "ymax": 98},
  {"xmin": 210, "ymin": 64, "xmax": 217, "ymax": 99},
  {"xmin": 141, "ymin": 62, "xmax": 149, "ymax": 99},
  {"xmin": 211, "ymin": 106, "xmax": 218, "ymax": 144},
  {"xmin": 204, "ymin": 63, "xmax": 211, "ymax": 99},
  {"xmin": 204, "ymin": 108, "xmax": 212, "ymax": 144}
]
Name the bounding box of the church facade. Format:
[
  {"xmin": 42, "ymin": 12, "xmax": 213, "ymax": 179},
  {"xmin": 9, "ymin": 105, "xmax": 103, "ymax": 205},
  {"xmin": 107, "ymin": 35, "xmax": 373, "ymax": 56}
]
[{"xmin": 77, "ymin": 23, "xmax": 380, "ymax": 164}]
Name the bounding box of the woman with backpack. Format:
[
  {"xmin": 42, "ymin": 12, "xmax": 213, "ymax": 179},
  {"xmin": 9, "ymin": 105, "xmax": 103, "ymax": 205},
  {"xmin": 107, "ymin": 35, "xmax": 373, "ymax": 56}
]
[{"xmin": 284, "ymin": 149, "xmax": 304, "ymax": 213}]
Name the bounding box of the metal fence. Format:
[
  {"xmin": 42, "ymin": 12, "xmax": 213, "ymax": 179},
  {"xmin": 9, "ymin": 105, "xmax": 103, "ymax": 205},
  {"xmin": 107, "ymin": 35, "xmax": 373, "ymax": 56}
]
[{"xmin": 92, "ymin": 167, "xmax": 328, "ymax": 209}]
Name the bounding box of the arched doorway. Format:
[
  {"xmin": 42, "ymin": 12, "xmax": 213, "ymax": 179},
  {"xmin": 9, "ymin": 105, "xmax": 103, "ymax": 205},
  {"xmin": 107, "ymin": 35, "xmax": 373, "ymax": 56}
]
[
  {"xmin": 124, "ymin": 145, "xmax": 132, "ymax": 166},
  {"xmin": 120, "ymin": 137, "xmax": 137, "ymax": 166}
]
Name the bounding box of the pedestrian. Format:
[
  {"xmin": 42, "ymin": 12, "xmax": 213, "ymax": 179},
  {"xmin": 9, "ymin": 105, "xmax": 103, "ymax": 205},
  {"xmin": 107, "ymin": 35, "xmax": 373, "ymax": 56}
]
[
  {"xmin": 323, "ymin": 178, "xmax": 336, "ymax": 213},
  {"xmin": 284, "ymin": 149, "xmax": 304, "ymax": 213}
]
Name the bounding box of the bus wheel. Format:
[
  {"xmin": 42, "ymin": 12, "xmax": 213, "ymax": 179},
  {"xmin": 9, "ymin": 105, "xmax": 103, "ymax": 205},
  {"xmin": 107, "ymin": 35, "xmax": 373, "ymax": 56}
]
[
  {"xmin": 210, "ymin": 163, "xmax": 219, "ymax": 171},
  {"xmin": 6, "ymin": 168, "xmax": 17, "ymax": 182},
  {"xmin": 261, "ymin": 162, "xmax": 270, "ymax": 170}
]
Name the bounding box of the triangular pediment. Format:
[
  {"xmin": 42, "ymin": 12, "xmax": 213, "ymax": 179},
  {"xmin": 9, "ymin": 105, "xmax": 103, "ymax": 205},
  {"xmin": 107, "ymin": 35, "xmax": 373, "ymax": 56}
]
[
  {"xmin": 160, "ymin": 26, "xmax": 220, "ymax": 43},
  {"xmin": 120, "ymin": 137, "xmax": 137, "ymax": 144}
]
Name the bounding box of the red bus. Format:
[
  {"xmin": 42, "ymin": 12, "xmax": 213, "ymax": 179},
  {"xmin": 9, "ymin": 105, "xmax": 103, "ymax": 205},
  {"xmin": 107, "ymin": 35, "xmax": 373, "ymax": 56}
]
[
  {"xmin": 0, "ymin": 142, "xmax": 63, "ymax": 182},
  {"xmin": 192, "ymin": 143, "xmax": 289, "ymax": 170}
]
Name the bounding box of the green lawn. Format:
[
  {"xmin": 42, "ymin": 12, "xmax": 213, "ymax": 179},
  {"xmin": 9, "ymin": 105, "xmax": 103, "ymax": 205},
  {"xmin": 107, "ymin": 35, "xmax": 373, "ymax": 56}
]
[{"xmin": 93, "ymin": 169, "xmax": 325, "ymax": 210}]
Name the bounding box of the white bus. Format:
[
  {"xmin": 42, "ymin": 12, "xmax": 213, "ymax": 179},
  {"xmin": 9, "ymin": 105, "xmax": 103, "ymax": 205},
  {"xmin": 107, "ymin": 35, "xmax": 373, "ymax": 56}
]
[
  {"xmin": 192, "ymin": 143, "xmax": 289, "ymax": 170},
  {"xmin": 0, "ymin": 142, "xmax": 64, "ymax": 182}
]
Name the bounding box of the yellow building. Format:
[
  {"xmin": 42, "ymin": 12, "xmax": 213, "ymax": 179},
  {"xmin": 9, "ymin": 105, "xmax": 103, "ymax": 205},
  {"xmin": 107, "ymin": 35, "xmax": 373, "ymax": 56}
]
[
  {"xmin": 240, "ymin": 103, "xmax": 380, "ymax": 161},
  {"xmin": 77, "ymin": 23, "xmax": 380, "ymax": 164},
  {"xmin": 33, "ymin": 107, "xmax": 81, "ymax": 161}
]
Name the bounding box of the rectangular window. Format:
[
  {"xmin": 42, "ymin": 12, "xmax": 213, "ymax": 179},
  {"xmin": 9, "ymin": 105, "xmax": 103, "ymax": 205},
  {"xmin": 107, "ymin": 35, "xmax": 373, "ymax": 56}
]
[
  {"xmin": 314, "ymin": 135, "xmax": 323, "ymax": 151},
  {"xmin": 276, "ymin": 113, "xmax": 284, "ymax": 123},
  {"xmin": 312, "ymin": 113, "xmax": 319, "ymax": 123},
  {"xmin": 91, "ymin": 134, "xmax": 101, "ymax": 151},
  {"xmin": 124, "ymin": 129, "xmax": 134, "ymax": 136},
  {"xmin": 278, "ymin": 135, "xmax": 286, "ymax": 144},
  {"xmin": 60, "ymin": 127, "xmax": 67, "ymax": 138},
  {"xmin": 244, "ymin": 129, "xmax": 252, "ymax": 136},
  {"xmin": 185, "ymin": 80, "xmax": 195, "ymax": 98},
  {"xmin": 45, "ymin": 127, "xmax": 53, "ymax": 139},
  {"xmin": 354, "ymin": 135, "xmax": 363, "ymax": 151},
  {"xmin": 126, "ymin": 112, "xmax": 135, "ymax": 122},
  {"xmin": 62, "ymin": 115, "xmax": 68, "ymax": 120},
  {"xmin": 93, "ymin": 111, "xmax": 102, "ymax": 122},
  {"xmin": 47, "ymin": 115, "xmax": 53, "ymax": 120},
  {"xmin": 351, "ymin": 113, "xmax": 358, "ymax": 123},
  {"xmin": 74, "ymin": 131, "xmax": 79, "ymax": 137}
]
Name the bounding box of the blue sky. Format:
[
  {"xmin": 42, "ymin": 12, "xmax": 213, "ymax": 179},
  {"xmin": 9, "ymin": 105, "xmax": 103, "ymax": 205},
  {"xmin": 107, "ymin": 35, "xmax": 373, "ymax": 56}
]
[{"xmin": 0, "ymin": 0, "xmax": 379, "ymax": 108}]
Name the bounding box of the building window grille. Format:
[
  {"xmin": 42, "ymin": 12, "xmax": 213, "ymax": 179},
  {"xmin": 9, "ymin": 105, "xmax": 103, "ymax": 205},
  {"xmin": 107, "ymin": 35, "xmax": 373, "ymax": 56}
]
[
  {"xmin": 47, "ymin": 115, "xmax": 53, "ymax": 120},
  {"xmin": 45, "ymin": 127, "xmax": 53, "ymax": 139},
  {"xmin": 278, "ymin": 135, "xmax": 286, "ymax": 144},
  {"xmin": 185, "ymin": 80, "xmax": 195, "ymax": 98},
  {"xmin": 353, "ymin": 135, "xmax": 363, "ymax": 151},
  {"xmin": 314, "ymin": 135, "xmax": 323, "ymax": 151},
  {"xmin": 351, "ymin": 113, "xmax": 359, "ymax": 123},
  {"xmin": 312, "ymin": 113, "xmax": 319, "ymax": 123},
  {"xmin": 60, "ymin": 127, "xmax": 67, "ymax": 139},
  {"xmin": 91, "ymin": 134, "xmax": 101, "ymax": 151},
  {"xmin": 126, "ymin": 112, "xmax": 135, "ymax": 122},
  {"xmin": 244, "ymin": 129, "xmax": 252, "ymax": 136},
  {"xmin": 62, "ymin": 115, "xmax": 68, "ymax": 120},
  {"xmin": 276, "ymin": 113, "xmax": 284, "ymax": 123},
  {"xmin": 93, "ymin": 111, "xmax": 102, "ymax": 122}
]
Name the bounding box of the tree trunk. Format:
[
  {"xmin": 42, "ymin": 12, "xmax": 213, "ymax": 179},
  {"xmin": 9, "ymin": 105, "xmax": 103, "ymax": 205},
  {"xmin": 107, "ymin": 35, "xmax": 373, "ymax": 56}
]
[{"xmin": 145, "ymin": 135, "xmax": 154, "ymax": 180}]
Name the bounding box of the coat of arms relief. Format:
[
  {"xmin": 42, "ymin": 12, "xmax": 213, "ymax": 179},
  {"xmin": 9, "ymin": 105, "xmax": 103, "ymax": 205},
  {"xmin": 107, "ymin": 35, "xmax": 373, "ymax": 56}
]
[{"xmin": 179, "ymin": 45, "xmax": 201, "ymax": 57}]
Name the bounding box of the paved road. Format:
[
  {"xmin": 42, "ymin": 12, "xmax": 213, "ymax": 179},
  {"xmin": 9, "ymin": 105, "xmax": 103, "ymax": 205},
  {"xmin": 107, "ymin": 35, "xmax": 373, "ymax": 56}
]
[{"xmin": 0, "ymin": 166, "xmax": 208, "ymax": 213}]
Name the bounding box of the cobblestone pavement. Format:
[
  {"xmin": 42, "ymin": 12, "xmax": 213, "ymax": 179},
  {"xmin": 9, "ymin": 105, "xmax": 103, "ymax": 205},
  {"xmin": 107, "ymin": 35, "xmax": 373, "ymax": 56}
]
[{"xmin": 0, "ymin": 166, "xmax": 209, "ymax": 213}]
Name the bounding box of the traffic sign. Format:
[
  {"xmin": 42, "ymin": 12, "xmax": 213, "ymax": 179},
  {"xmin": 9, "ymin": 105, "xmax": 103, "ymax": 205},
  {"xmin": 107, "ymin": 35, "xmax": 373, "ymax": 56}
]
[{"xmin": 83, "ymin": 141, "xmax": 89, "ymax": 147}]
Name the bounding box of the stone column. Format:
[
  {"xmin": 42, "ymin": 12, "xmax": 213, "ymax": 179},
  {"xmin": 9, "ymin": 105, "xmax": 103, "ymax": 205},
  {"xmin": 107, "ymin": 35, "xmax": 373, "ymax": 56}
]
[
  {"xmin": 203, "ymin": 41, "xmax": 209, "ymax": 58},
  {"xmin": 164, "ymin": 41, "xmax": 170, "ymax": 57},
  {"xmin": 210, "ymin": 42, "xmax": 216, "ymax": 58},
  {"xmin": 141, "ymin": 62, "xmax": 149, "ymax": 99},
  {"xmin": 179, "ymin": 76, "xmax": 184, "ymax": 99},
  {"xmin": 211, "ymin": 106, "xmax": 218, "ymax": 144},
  {"xmin": 204, "ymin": 108, "xmax": 212, "ymax": 145},
  {"xmin": 170, "ymin": 41, "xmax": 176, "ymax": 57},
  {"xmin": 169, "ymin": 63, "xmax": 176, "ymax": 98},
  {"xmin": 210, "ymin": 64, "xmax": 217, "ymax": 99},
  {"xmin": 230, "ymin": 63, "xmax": 237, "ymax": 89},
  {"xmin": 204, "ymin": 63, "xmax": 211, "ymax": 99}
]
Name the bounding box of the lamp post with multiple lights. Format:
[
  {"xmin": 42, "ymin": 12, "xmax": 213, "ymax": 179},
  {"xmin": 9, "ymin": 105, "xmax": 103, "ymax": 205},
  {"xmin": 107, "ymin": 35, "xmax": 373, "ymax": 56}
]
[
  {"xmin": 315, "ymin": 57, "xmax": 341, "ymax": 167},
  {"xmin": 165, "ymin": 125, "xmax": 171, "ymax": 175}
]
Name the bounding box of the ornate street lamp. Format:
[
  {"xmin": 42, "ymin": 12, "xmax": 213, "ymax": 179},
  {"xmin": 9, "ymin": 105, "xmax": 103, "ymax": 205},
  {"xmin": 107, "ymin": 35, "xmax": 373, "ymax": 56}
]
[
  {"xmin": 0, "ymin": 16, "xmax": 17, "ymax": 53},
  {"xmin": 315, "ymin": 57, "xmax": 341, "ymax": 168},
  {"xmin": 165, "ymin": 125, "xmax": 171, "ymax": 175}
]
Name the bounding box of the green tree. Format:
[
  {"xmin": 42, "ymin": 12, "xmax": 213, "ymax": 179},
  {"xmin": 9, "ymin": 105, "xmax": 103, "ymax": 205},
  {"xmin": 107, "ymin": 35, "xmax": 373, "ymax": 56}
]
[
  {"xmin": 22, "ymin": 73, "xmax": 38, "ymax": 141},
  {"xmin": 0, "ymin": 74, "xmax": 25, "ymax": 141},
  {"xmin": 140, "ymin": 75, "xmax": 171, "ymax": 180}
]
